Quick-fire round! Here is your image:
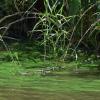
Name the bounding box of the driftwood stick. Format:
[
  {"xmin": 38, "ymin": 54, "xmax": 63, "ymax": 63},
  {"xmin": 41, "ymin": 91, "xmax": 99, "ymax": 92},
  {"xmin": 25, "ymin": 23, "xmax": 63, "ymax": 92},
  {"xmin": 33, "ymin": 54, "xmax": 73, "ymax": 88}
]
[{"xmin": 0, "ymin": 12, "xmax": 39, "ymax": 26}]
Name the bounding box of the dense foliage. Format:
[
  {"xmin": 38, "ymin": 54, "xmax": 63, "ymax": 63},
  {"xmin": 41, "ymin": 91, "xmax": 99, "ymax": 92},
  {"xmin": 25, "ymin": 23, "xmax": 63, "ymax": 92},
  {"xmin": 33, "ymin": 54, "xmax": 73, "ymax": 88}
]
[{"xmin": 0, "ymin": 0, "xmax": 100, "ymax": 69}]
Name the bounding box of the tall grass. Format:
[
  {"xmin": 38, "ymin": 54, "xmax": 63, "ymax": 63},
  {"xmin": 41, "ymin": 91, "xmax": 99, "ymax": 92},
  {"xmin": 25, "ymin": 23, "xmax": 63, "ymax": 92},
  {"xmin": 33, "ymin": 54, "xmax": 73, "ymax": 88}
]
[
  {"xmin": 32, "ymin": 0, "xmax": 75, "ymax": 63},
  {"xmin": 32, "ymin": 0, "xmax": 100, "ymax": 64}
]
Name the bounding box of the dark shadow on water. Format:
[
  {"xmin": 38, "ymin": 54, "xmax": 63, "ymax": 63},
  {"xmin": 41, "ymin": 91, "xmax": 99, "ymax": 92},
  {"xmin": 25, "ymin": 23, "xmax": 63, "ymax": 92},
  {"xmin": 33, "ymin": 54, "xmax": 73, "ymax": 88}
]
[{"xmin": 42, "ymin": 70, "xmax": 100, "ymax": 80}]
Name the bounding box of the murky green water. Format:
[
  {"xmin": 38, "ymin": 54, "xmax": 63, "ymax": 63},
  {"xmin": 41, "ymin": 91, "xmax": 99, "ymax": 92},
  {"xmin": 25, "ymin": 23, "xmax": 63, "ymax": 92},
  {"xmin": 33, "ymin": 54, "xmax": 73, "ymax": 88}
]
[{"xmin": 0, "ymin": 87, "xmax": 100, "ymax": 100}]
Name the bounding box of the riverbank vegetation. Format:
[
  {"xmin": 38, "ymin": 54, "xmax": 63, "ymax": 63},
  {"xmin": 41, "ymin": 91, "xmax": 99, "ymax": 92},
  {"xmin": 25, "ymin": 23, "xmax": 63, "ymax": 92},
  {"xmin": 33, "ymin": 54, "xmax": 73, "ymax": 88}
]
[{"xmin": 0, "ymin": 0, "xmax": 100, "ymax": 100}]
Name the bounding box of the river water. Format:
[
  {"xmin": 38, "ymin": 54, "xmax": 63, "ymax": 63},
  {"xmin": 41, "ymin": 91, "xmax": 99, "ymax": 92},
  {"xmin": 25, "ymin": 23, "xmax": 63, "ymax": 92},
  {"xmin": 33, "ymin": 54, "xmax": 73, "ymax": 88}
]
[{"xmin": 0, "ymin": 87, "xmax": 100, "ymax": 100}]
